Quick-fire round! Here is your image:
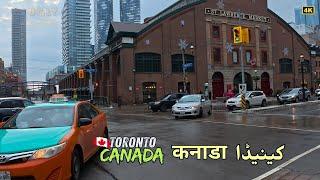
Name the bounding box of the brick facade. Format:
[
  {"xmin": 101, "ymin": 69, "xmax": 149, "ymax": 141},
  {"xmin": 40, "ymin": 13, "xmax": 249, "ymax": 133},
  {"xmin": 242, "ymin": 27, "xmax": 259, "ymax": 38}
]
[{"xmin": 59, "ymin": 0, "xmax": 313, "ymax": 104}]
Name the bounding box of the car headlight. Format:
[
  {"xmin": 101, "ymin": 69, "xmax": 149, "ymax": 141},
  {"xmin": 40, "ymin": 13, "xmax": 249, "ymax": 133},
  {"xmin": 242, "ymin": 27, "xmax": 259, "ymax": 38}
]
[
  {"xmin": 154, "ymin": 101, "xmax": 161, "ymax": 105},
  {"xmin": 30, "ymin": 143, "xmax": 66, "ymax": 160},
  {"xmin": 192, "ymin": 105, "xmax": 200, "ymax": 109}
]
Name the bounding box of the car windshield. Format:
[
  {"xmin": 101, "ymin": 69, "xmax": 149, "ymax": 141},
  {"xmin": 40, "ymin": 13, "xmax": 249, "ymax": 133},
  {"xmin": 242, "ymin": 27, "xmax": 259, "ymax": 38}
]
[
  {"xmin": 178, "ymin": 95, "xmax": 201, "ymax": 103},
  {"xmin": 280, "ymin": 89, "xmax": 292, "ymax": 94},
  {"xmin": 2, "ymin": 106, "xmax": 74, "ymax": 129},
  {"xmin": 236, "ymin": 92, "xmax": 250, "ymax": 98},
  {"xmin": 161, "ymin": 94, "xmax": 171, "ymax": 100},
  {"xmin": 288, "ymin": 88, "xmax": 300, "ymax": 94}
]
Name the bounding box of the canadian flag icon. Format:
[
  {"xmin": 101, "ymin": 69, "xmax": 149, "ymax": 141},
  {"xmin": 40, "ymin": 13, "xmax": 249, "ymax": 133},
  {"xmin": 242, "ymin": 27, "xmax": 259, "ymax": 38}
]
[{"xmin": 95, "ymin": 137, "xmax": 111, "ymax": 149}]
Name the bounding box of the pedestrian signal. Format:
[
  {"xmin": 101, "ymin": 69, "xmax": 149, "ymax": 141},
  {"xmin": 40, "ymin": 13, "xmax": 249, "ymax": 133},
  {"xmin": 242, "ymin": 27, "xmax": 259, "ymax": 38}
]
[{"xmin": 78, "ymin": 69, "xmax": 85, "ymax": 79}]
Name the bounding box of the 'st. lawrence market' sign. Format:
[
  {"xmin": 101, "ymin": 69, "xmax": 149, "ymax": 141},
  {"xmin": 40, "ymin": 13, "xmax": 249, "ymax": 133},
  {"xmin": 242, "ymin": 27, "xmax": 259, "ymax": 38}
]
[{"xmin": 205, "ymin": 8, "xmax": 271, "ymax": 23}]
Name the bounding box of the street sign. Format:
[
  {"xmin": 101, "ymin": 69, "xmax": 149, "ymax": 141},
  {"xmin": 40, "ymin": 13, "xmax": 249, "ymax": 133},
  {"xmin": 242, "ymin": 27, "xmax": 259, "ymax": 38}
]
[
  {"xmin": 182, "ymin": 63, "xmax": 193, "ymax": 70},
  {"xmin": 239, "ymin": 84, "xmax": 247, "ymax": 95}
]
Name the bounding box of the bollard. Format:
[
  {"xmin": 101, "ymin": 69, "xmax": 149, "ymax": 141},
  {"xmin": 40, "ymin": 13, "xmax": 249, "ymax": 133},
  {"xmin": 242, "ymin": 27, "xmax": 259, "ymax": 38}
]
[{"xmin": 240, "ymin": 94, "xmax": 246, "ymax": 110}]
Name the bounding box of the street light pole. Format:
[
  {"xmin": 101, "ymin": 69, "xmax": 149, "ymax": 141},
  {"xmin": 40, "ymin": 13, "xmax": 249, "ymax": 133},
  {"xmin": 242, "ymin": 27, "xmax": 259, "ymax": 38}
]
[
  {"xmin": 254, "ymin": 70, "xmax": 258, "ymax": 90},
  {"xmin": 240, "ymin": 46, "xmax": 245, "ymax": 85},
  {"xmin": 182, "ymin": 48, "xmax": 186, "ymax": 93},
  {"xmin": 179, "ymin": 39, "xmax": 188, "ymax": 93},
  {"xmin": 300, "ymin": 54, "xmax": 306, "ymax": 101},
  {"xmin": 133, "ymin": 68, "xmax": 136, "ymax": 104}
]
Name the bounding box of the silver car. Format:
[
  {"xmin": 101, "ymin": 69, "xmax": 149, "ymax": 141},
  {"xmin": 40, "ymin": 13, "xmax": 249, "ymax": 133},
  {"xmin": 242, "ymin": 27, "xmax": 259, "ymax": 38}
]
[
  {"xmin": 277, "ymin": 88, "xmax": 311, "ymax": 104},
  {"xmin": 172, "ymin": 94, "xmax": 212, "ymax": 119}
]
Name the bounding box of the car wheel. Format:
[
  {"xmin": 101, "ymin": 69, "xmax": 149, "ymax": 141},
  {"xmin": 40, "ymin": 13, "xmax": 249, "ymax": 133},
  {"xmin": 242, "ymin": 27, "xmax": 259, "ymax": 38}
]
[
  {"xmin": 71, "ymin": 149, "xmax": 82, "ymax": 180},
  {"xmin": 151, "ymin": 108, "xmax": 158, "ymax": 112},
  {"xmin": 208, "ymin": 106, "xmax": 212, "ymax": 115},
  {"xmin": 160, "ymin": 105, "xmax": 167, "ymax": 112},
  {"xmin": 228, "ymin": 106, "xmax": 234, "ymax": 111},
  {"xmin": 175, "ymin": 116, "xmax": 179, "ymax": 120},
  {"xmin": 279, "ymin": 101, "xmax": 284, "ymax": 105},
  {"xmin": 261, "ymin": 99, "xmax": 267, "ymax": 107},
  {"xmin": 197, "ymin": 108, "xmax": 203, "ymax": 118},
  {"xmin": 246, "ymin": 101, "xmax": 250, "ymax": 109}
]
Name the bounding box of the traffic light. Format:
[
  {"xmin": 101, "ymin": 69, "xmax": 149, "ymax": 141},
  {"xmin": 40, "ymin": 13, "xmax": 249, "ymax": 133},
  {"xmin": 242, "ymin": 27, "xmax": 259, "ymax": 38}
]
[
  {"xmin": 242, "ymin": 28, "xmax": 249, "ymax": 44},
  {"xmin": 233, "ymin": 26, "xmax": 242, "ymax": 44},
  {"xmin": 78, "ymin": 69, "xmax": 85, "ymax": 79}
]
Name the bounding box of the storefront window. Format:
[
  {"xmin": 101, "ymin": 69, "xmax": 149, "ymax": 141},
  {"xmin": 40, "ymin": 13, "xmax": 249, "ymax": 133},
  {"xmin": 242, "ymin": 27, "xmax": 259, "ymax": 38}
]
[
  {"xmin": 135, "ymin": 53, "xmax": 161, "ymax": 72},
  {"xmin": 232, "ymin": 49, "xmax": 238, "ymax": 64},
  {"xmin": 261, "ymin": 51, "xmax": 268, "ymax": 65},
  {"xmin": 213, "ymin": 48, "xmax": 221, "ymax": 64},
  {"xmin": 283, "ymin": 81, "xmax": 291, "ymax": 89},
  {"xmin": 171, "ymin": 54, "xmax": 195, "ymax": 72},
  {"xmin": 142, "ymin": 82, "xmax": 157, "ymax": 103},
  {"xmin": 279, "ymin": 58, "xmax": 293, "ymax": 73},
  {"xmin": 178, "ymin": 82, "xmax": 190, "ymax": 93}
]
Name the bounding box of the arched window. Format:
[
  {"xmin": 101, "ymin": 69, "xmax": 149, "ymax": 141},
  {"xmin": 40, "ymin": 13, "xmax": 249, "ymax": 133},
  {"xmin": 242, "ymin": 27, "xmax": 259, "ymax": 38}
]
[
  {"xmin": 171, "ymin": 54, "xmax": 195, "ymax": 72},
  {"xmin": 135, "ymin": 53, "xmax": 161, "ymax": 72},
  {"xmin": 279, "ymin": 58, "xmax": 293, "ymax": 74}
]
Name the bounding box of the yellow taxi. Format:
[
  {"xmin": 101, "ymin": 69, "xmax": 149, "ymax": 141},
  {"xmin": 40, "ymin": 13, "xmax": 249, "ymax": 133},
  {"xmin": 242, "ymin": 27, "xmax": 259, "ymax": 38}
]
[{"xmin": 0, "ymin": 100, "xmax": 108, "ymax": 180}]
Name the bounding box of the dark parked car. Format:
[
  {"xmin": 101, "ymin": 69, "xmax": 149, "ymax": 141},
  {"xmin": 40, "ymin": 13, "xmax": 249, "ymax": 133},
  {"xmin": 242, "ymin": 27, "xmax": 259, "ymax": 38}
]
[
  {"xmin": 0, "ymin": 97, "xmax": 34, "ymax": 123},
  {"xmin": 149, "ymin": 93, "xmax": 187, "ymax": 112}
]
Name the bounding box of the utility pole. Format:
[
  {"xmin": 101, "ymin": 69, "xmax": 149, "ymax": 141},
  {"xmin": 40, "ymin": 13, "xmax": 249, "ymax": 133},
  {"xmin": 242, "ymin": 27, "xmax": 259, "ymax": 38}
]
[
  {"xmin": 300, "ymin": 54, "xmax": 306, "ymax": 101},
  {"xmin": 240, "ymin": 46, "xmax": 245, "ymax": 85},
  {"xmin": 178, "ymin": 39, "xmax": 188, "ymax": 93},
  {"xmin": 79, "ymin": 67, "xmax": 95, "ymax": 101}
]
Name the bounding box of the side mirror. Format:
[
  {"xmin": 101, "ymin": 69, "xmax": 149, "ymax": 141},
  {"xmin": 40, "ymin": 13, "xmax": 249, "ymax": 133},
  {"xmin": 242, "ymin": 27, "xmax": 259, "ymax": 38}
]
[{"xmin": 79, "ymin": 118, "xmax": 92, "ymax": 127}]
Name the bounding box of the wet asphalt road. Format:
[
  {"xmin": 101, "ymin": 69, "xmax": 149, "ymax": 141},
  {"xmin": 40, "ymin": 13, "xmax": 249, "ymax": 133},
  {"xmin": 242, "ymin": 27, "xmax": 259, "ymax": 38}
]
[{"xmin": 80, "ymin": 102, "xmax": 320, "ymax": 180}]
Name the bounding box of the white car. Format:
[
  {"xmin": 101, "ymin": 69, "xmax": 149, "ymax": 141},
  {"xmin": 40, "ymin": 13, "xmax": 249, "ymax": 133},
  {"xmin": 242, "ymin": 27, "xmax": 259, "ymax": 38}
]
[
  {"xmin": 316, "ymin": 89, "xmax": 320, "ymax": 99},
  {"xmin": 172, "ymin": 94, "xmax": 212, "ymax": 119},
  {"xmin": 226, "ymin": 91, "xmax": 267, "ymax": 110}
]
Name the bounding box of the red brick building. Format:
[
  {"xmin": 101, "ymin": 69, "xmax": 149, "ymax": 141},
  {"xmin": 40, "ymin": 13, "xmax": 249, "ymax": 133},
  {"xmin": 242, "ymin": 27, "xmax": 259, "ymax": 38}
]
[{"xmin": 59, "ymin": 0, "xmax": 313, "ymax": 104}]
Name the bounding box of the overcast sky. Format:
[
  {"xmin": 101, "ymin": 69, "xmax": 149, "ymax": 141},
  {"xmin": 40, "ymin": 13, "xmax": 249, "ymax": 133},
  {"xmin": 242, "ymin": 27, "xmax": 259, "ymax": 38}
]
[{"xmin": 0, "ymin": 0, "xmax": 305, "ymax": 81}]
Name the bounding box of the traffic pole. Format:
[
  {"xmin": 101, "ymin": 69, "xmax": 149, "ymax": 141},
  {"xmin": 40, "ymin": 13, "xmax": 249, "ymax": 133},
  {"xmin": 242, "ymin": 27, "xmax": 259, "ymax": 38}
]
[{"xmin": 240, "ymin": 94, "xmax": 246, "ymax": 110}]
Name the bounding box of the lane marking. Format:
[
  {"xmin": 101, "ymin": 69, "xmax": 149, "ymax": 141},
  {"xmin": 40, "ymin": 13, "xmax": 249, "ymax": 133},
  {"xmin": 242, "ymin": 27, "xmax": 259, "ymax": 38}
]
[
  {"xmin": 198, "ymin": 121, "xmax": 320, "ymax": 133},
  {"xmin": 252, "ymin": 144, "xmax": 320, "ymax": 180},
  {"xmin": 260, "ymin": 113, "xmax": 320, "ymax": 118}
]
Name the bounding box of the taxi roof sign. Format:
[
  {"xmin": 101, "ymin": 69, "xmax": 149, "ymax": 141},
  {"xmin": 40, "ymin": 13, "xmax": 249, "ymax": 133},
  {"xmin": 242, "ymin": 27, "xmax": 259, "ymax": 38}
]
[{"xmin": 49, "ymin": 94, "xmax": 68, "ymax": 103}]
